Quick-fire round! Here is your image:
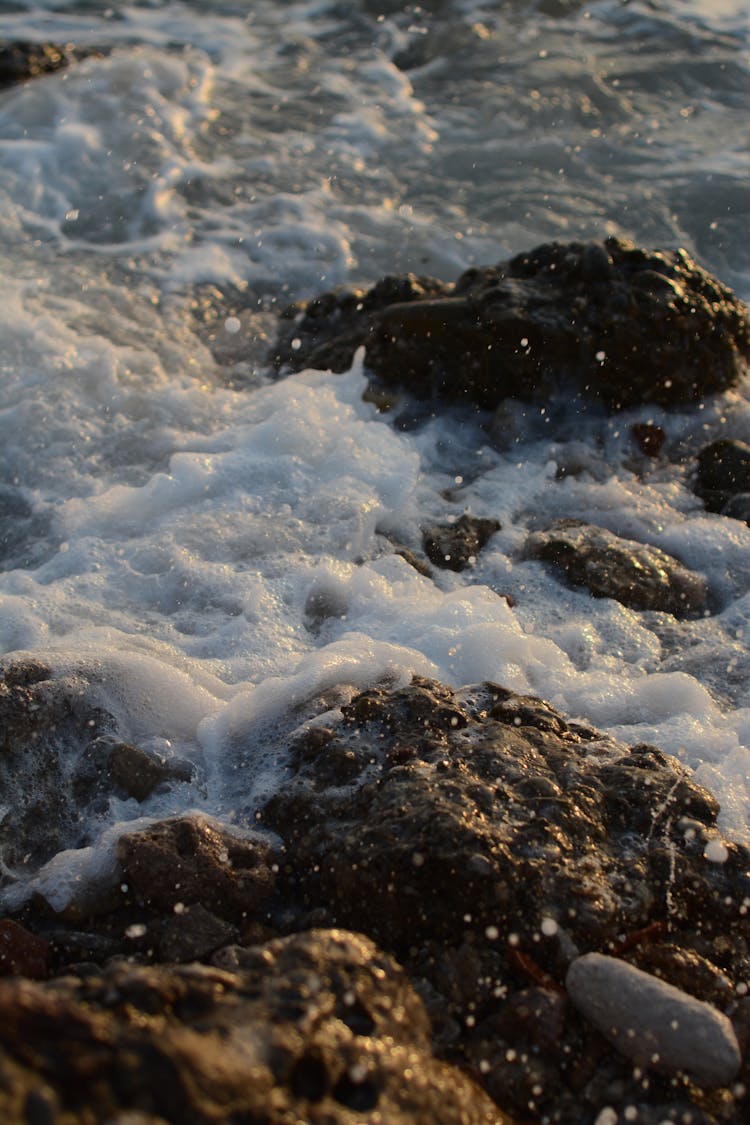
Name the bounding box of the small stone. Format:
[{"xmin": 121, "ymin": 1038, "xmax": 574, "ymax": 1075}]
[
  {"xmin": 422, "ymin": 514, "xmax": 501, "ymax": 572},
  {"xmin": 566, "ymin": 952, "xmax": 742, "ymax": 1088},
  {"xmin": 524, "ymin": 520, "xmax": 708, "ymax": 617}
]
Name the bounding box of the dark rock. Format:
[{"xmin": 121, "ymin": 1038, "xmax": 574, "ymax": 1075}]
[
  {"xmin": 152, "ymin": 903, "xmax": 238, "ymax": 963},
  {"xmin": 260, "ymin": 676, "xmax": 750, "ymax": 1122},
  {"xmin": 0, "ymin": 920, "xmax": 50, "ymax": 979},
  {"xmin": 117, "ymin": 814, "xmax": 276, "ymax": 922},
  {"xmin": 631, "ymin": 422, "xmax": 666, "ymax": 458},
  {"xmin": 108, "ymin": 741, "xmax": 195, "ymax": 802},
  {"xmin": 272, "ymin": 238, "xmax": 750, "ymax": 410},
  {"xmin": 0, "ymin": 663, "xmax": 114, "ymax": 871},
  {"xmin": 0, "ymin": 929, "xmax": 507, "ymax": 1124},
  {"xmin": 0, "ymin": 41, "xmax": 101, "ymax": 88},
  {"xmin": 423, "ymin": 513, "xmax": 501, "ymax": 571},
  {"xmin": 260, "ymin": 678, "xmax": 745, "ymax": 958},
  {"xmin": 523, "ymin": 519, "xmax": 709, "ymax": 616},
  {"xmin": 694, "ymin": 438, "xmax": 750, "ymax": 515}
]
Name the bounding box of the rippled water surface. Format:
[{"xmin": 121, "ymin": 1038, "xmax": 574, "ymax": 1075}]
[{"xmin": 1, "ymin": 0, "xmax": 750, "ymax": 903}]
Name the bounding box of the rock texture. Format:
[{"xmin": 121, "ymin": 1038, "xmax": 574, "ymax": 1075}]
[
  {"xmin": 272, "ymin": 238, "xmax": 750, "ymax": 410},
  {"xmin": 0, "ymin": 661, "xmax": 199, "ymax": 877},
  {"xmin": 258, "ymin": 677, "xmax": 750, "ymax": 1123},
  {"xmin": 4, "ymin": 677, "xmax": 749, "ymax": 1123},
  {"xmin": 694, "ymin": 438, "xmax": 750, "ymax": 520},
  {"xmin": 523, "ymin": 519, "xmax": 709, "ymax": 616},
  {"xmin": 423, "ymin": 514, "xmax": 501, "ymax": 571},
  {"xmin": 0, "ymin": 929, "xmax": 507, "ymax": 1124}
]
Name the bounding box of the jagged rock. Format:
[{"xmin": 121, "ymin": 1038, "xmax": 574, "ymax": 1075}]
[
  {"xmin": 261, "ymin": 678, "xmax": 746, "ymax": 959},
  {"xmin": 423, "ymin": 513, "xmax": 501, "ymax": 571},
  {"xmin": 0, "ymin": 929, "xmax": 508, "ymax": 1124},
  {"xmin": 565, "ymin": 952, "xmax": 742, "ymax": 1087},
  {"xmin": 272, "ymin": 238, "xmax": 750, "ymax": 410},
  {"xmin": 694, "ymin": 438, "xmax": 750, "ymax": 518},
  {"xmin": 108, "ymin": 741, "xmax": 195, "ymax": 802},
  {"xmin": 523, "ymin": 519, "xmax": 709, "ymax": 616},
  {"xmin": 0, "ymin": 662, "xmax": 115, "ymax": 870},
  {"xmin": 260, "ymin": 677, "xmax": 750, "ymax": 1122},
  {"xmin": 116, "ymin": 814, "xmax": 276, "ymax": 923}
]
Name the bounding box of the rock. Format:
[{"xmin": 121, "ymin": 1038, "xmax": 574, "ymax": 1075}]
[
  {"xmin": 116, "ymin": 814, "xmax": 276, "ymax": 922},
  {"xmin": 260, "ymin": 677, "xmax": 750, "ymax": 1121},
  {"xmin": 523, "ymin": 519, "xmax": 709, "ymax": 616},
  {"xmin": 272, "ymin": 238, "xmax": 750, "ymax": 410},
  {"xmin": 565, "ymin": 952, "xmax": 742, "ymax": 1087},
  {"xmin": 152, "ymin": 903, "xmax": 238, "ymax": 963},
  {"xmin": 108, "ymin": 741, "xmax": 195, "ymax": 802},
  {"xmin": 631, "ymin": 422, "xmax": 666, "ymax": 458},
  {"xmin": 0, "ymin": 920, "xmax": 50, "ymax": 980},
  {"xmin": 0, "ymin": 41, "xmax": 101, "ymax": 88},
  {"xmin": 694, "ymin": 438, "xmax": 750, "ymax": 516},
  {"xmin": 261, "ymin": 677, "xmax": 745, "ymax": 959},
  {"xmin": 0, "ymin": 929, "xmax": 508, "ymax": 1124},
  {"xmin": 0, "ymin": 663, "xmax": 114, "ymax": 870},
  {"xmin": 423, "ymin": 513, "xmax": 501, "ymax": 571}
]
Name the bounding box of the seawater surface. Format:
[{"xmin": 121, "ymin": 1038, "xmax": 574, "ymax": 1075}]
[{"xmin": 1, "ymin": 0, "xmax": 750, "ymax": 907}]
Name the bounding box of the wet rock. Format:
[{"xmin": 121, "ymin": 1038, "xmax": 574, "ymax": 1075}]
[
  {"xmin": 631, "ymin": 422, "xmax": 666, "ymax": 458},
  {"xmin": 272, "ymin": 273, "xmax": 452, "ymax": 375},
  {"xmin": 272, "ymin": 238, "xmax": 750, "ymax": 410},
  {"xmin": 523, "ymin": 519, "xmax": 709, "ymax": 616},
  {"xmin": 565, "ymin": 952, "xmax": 742, "ymax": 1087},
  {"xmin": 260, "ymin": 677, "xmax": 750, "ymax": 1121},
  {"xmin": 117, "ymin": 814, "xmax": 276, "ymax": 923},
  {"xmin": 260, "ymin": 678, "xmax": 745, "ymax": 959},
  {"xmin": 0, "ymin": 41, "xmax": 100, "ymax": 88},
  {"xmin": 423, "ymin": 513, "xmax": 501, "ymax": 571},
  {"xmin": 0, "ymin": 929, "xmax": 507, "ymax": 1124},
  {"xmin": 108, "ymin": 741, "xmax": 195, "ymax": 802},
  {"xmin": 0, "ymin": 663, "xmax": 114, "ymax": 870},
  {"xmin": 0, "ymin": 920, "xmax": 50, "ymax": 979},
  {"xmin": 694, "ymin": 438, "xmax": 750, "ymax": 516},
  {"xmin": 152, "ymin": 903, "xmax": 238, "ymax": 963}
]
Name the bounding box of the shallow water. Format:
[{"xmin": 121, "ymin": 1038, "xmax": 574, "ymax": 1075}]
[{"xmin": 1, "ymin": 0, "xmax": 750, "ymax": 906}]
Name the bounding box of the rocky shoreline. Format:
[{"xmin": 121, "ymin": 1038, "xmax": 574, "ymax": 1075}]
[
  {"xmin": 1, "ymin": 665, "xmax": 748, "ymax": 1123},
  {"xmin": 0, "ymin": 41, "xmax": 749, "ymax": 1111}
]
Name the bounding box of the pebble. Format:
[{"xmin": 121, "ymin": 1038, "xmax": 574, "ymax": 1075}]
[{"xmin": 565, "ymin": 952, "xmax": 742, "ymax": 1088}]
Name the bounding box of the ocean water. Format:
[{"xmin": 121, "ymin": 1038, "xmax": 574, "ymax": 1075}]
[{"xmin": 1, "ymin": 0, "xmax": 750, "ymax": 909}]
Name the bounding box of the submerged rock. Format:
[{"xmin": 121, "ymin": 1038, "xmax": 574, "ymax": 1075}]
[
  {"xmin": 0, "ymin": 929, "xmax": 507, "ymax": 1124},
  {"xmin": 272, "ymin": 238, "xmax": 750, "ymax": 410},
  {"xmin": 523, "ymin": 519, "xmax": 709, "ymax": 616},
  {"xmin": 566, "ymin": 952, "xmax": 742, "ymax": 1087}
]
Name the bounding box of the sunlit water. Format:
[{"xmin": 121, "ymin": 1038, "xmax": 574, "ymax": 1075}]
[{"xmin": 1, "ymin": 0, "xmax": 750, "ymax": 907}]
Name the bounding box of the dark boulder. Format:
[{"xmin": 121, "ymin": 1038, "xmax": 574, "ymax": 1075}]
[
  {"xmin": 272, "ymin": 238, "xmax": 750, "ymax": 410},
  {"xmin": 523, "ymin": 519, "xmax": 709, "ymax": 616},
  {"xmin": 0, "ymin": 929, "xmax": 507, "ymax": 1124},
  {"xmin": 694, "ymin": 438, "xmax": 750, "ymax": 517},
  {"xmin": 260, "ymin": 677, "xmax": 750, "ymax": 1123}
]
